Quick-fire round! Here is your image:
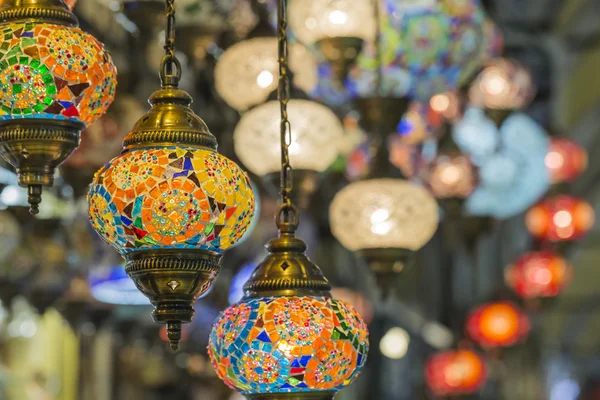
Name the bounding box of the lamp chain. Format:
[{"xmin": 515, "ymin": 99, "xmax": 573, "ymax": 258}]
[
  {"xmin": 276, "ymin": 0, "xmax": 298, "ymax": 231},
  {"xmin": 160, "ymin": 0, "xmax": 182, "ymax": 87}
]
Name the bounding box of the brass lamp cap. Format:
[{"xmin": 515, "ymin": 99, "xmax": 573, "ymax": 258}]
[
  {"xmin": 123, "ymin": 87, "xmax": 218, "ymax": 151},
  {"xmin": 0, "ymin": 0, "xmax": 77, "ymax": 26},
  {"xmin": 315, "ymin": 36, "xmax": 364, "ymax": 86},
  {"xmin": 243, "ymin": 233, "xmax": 332, "ymax": 299},
  {"xmin": 355, "ymin": 96, "xmax": 410, "ymax": 136}
]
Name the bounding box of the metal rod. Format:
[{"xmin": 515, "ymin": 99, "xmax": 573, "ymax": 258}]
[{"xmin": 276, "ymin": 0, "xmax": 296, "ymax": 228}]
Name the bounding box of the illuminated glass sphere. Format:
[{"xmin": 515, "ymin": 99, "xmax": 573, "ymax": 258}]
[
  {"xmin": 469, "ymin": 58, "xmax": 536, "ymax": 110},
  {"xmin": 545, "ymin": 138, "xmax": 588, "ymax": 184},
  {"xmin": 329, "ymin": 178, "xmax": 439, "ymax": 251},
  {"xmin": 505, "ymin": 251, "xmax": 572, "ymax": 299},
  {"xmin": 288, "ymin": 0, "xmax": 376, "ymax": 45},
  {"xmin": 234, "ymin": 99, "xmax": 344, "ymax": 176},
  {"xmin": 208, "ymin": 296, "xmax": 369, "ymax": 394},
  {"xmin": 466, "ymin": 302, "xmax": 530, "ymax": 348},
  {"xmin": 0, "ymin": 22, "xmax": 117, "ymax": 126},
  {"xmin": 215, "ymin": 38, "xmax": 318, "ymax": 111},
  {"xmin": 0, "ymin": 211, "xmax": 20, "ymax": 262},
  {"xmin": 425, "ymin": 349, "xmax": 487, "ymax": 396},
  {"xmin": 426, "ymin": 154, "xmax": 476, "ymax": 199},
  {"xmin": 88, "ymin": 147, "xmax": 255, "ymax": 254},
  {"xmin": 526, "ymin": 195, "xmax": 595, "ymax": 242}
]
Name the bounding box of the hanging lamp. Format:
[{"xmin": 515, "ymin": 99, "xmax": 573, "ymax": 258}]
[
  {"xmin": 329, "ymin": 0, "xmax": 439, "ymax": 293},
  {"xmin": 208, "ymin": 1, "xmax": 368, "ymax": 397},
  {"xmin": 88, "ymin": 0, "xmax": 255, "ymax": 350},
  {"xmin": 288, "ymin": 0, "xmax": 373, "ymax": 88},
  {"xmin": 0, "ymin": 0, "xmax": 117, "ymax": 214}
]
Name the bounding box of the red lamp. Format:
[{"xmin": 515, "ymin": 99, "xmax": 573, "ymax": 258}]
[
  {"xmin": 466, "ymin": 302, "xmax": 530, "ymax": 348},
  {"xmin": 425, "ymin": 349, "xmax": 487, "ymax": 396},
  {"xmin": 526, "ymin": 195, "xmax": 595, "ymax": 242},
  {"xmin": 545, "ymin": 138, "xmax": 588, "ymax": 184},
  {"xmin": 505, "ymin": 251, "xmax": 572, "ymax": 299}
]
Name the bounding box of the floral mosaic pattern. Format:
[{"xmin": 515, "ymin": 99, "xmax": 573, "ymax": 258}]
[
  {"xmin": 208, "ymin": 296, "xmax": 369, "ymax": 394},
  {"xmin": 0, "ymin": 23, "xmax": 116, "ymax": 125},
  {"xmin": 88, "ymin": 147, "xmax": 255, "ymax": 254}
]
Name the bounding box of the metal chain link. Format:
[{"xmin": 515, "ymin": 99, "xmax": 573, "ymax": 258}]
[
  {"xmin": 160, "ymin": 0, "xmax": 181, "ymax": 86},
  {"xmin": 276, "ymin": 0, "xmax": 298, "ymax": 229}
]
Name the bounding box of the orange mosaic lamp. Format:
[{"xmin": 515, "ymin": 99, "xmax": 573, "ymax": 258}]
[
  {"xmin": 0, "ymin": 0, "xmax": 117, "ymax": 213},
  {"xmin": 88, "ymin": 0, "xmax": 255, "ymax": 349},
  {"xmin": 425, "ymin": 349, "xmax": 487, "ymax": 396}
]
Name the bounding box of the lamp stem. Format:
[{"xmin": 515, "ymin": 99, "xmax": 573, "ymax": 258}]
[{"xmin": 276, "ymin": 0, "xmax": 299, "ymax": 233}]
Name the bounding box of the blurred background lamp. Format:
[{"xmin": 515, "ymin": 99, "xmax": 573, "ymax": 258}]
[{"xmin": 380, "ymin": 327, "xmax": 410, "ymax": 360}]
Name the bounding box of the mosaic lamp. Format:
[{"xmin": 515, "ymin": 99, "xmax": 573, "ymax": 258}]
[
  {"xmin": 466, "ymin": 302, "xmax": 530, "ymax": 348},
  {"xmin": 288, "ymin": 0, "xmax": 374, "ymax": 86},
  {"xmin": 425, "ymin": 349, "xmax": 487, "ymax": 397},
  {"xmin": 234, "ymin": 99, "xmax": 344, "ymax": 208},
  {"xmin": 209, "ymin": 1, "xmax": 368, "ymax": 397},
  {"xmin": 545, "ymin": 137, "xmax": 588, "ymax": 184},
  {"xmin": 88, "ymin": 0, "xmax": 255, "ymax": 349},
  {"xmin": 215, "ymin": 38, "xmax": 318, "ymax": 112},
  {"xmin": 505, "ymin": 251, "xmax": 572, "ymax": 300},
  {"xmin": 469, "ymin": 58, "xmax": 536, "ymax": 125},
  {"xmin": 525, "ymin": 195, "xmax": 594, "ymax": 242},
  {"xmin": 329, "ymin": 177, "xmax": 439, "ymax": 283},
  {"xmin": 0, "ymin": 0, "xmax": 117, "ymax": 214}
]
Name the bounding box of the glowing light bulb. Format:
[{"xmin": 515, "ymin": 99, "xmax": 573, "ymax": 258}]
[
  {"xmin": 380, "ymin": 327, "xmax": 410, "ymax": 359},
  {"xmin": 328, "ymin": 10, "xmax": 348, "ymax": 25},
  {"xmin": 533, "ymin": 268, "xmax": 552, "ymax": 285},
  {"xmin": 430, "ymin": 94, "xmax": 450, "ymax": 113},
  {"xmin": 553, "ymin": 210, "xmax": 573, "ymax": 229},
  {"xmin": 370, "ymin": 208, "xmax": 390, "ymax": 224},
  {"xmin": 545, "ymin": 151, "xmax": 564, "ymax": 170},
  {"xmin": 440, "ymin": 165, "xmax": 461, "ymax": 185},
  {"xmin": 256, "ymin": 70, "xmax": 274, "ymax": 89},
  {"xmin": 483, "ymin": 74, "xmax": 507, "ymax": 96}
]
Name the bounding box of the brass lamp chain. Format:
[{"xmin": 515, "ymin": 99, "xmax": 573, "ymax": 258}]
[
  {"xmin": 161, "ymin": 0, "xmax": 182, "ymax": 87},
  {"xmin": 276, "ymin": 0, "xmax": 298, "ymax": 231}
]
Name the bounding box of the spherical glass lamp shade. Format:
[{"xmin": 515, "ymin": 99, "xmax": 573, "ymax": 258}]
[
  {"xmin": 88, "ymin": 147, "xmax": 255, "ymax": 254},
  {"xmin": 288, "ymin": 0, "xmax": 376, "ymax": 45},
  {"xmin": 215, "ymin": 38, "xmax": 318, "ymax": 111},
  {"xmin": 0, "ymin": 23, "xmax": 116, "ymax": 125},
  {"xmin": 208, "ymin": 296, "xmax": 368, "ymax": 394},
  {"xmin": 425, "ymin": 349, "xmax": 487, "ymax": 396},
  {"xmin": 0, "ymin": 211, "xmax": 21, "ymax": 263},
  {"xmin": 234, "ymin": 99, "xmax": 344, "ymax": 176},
  {"xmin": 505, "ymin": 251, "xmax": 572, "ymax": 299},
  {"xmin": 526, "ymin": 195, "xmax": 594, "ymax": 242},
  {"xmin": 466, "ymin": 302, "xmax": 530, "ymax": 348},
  {"xmin": 329, "ymin": 178, "xmax": 439, "ymax": 252},
  {"xmin": 545, "ymin": 138, "xmax": 588, "ymax": 184},
  {"xmin": 469, "ymin": 58, "xmax": 536, "ymax": 110}
]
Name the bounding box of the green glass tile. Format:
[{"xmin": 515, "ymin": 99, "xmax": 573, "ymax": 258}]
[
  {"xmin": 0, "ymin": 42, "xmax": 8, "ymax": 51},
  {"xmin": 33, "ymin": 104, "xmax": 45, "ymax": 112},
  {"xmin": 21, "ymin": 39, "xmax": 35, "ymax": 48},
  {"xmin": 331, "ymin": 329, "xmax": 341, "ymax": 340},
  {"xmin": 42, "ymin": 74, "xmax": 54, "ymax": 84},
  {"xmin": 0, "ymin": 60, "xmax": 8, "ymax": 70},
  {"xmin": 22, "ymin": 108, "xmax": 32, "ymax": 115},
  {"xmin": 204, "ymin": 222, "xmax": 215, "ymax": 235},
  {"xmin": 133, "ymin": 217, "xmax": 143, "ymax": 229},
  {"xmin": 24, "ymin": 23, "xmax": 34, "ymax": 31},
  {"xmin": 287, "ymin": 377, "xmax": 300, "ymax": 386},
  {"xmin": 1, "ymin": 105, "xmax": 10, "ymax": 113},
  {"xmin": 7, "ymin": 56, "xmax": 17, "ymax": 66},
  {"xmin": 39, "ymin": 65, "xmax": 49, "ymax": 74},
  {"xmin": 46, "ymin": 85, "xmax": 56, "ymax": 95},
  {"xmin": 30, "ymin": 59, "xmax": 40, "ymax": 68},
  {"xmin": 12, "ymin": 84, "xmax": 21, "ymax": 94},
  {"xmin": 5, "ymin": 46, "xmax": 21, "ymax": 58},
  {"xmin": 43, "ymin": 97, "xmax": 53, "ymax": 106},
  {"xmin": 12, "ymin": 108, "xmax": 21, "ymax": 115},
  {"xmin": 3, "ymin": 34, "xmax": 11, "ymax": 41},
  {"xmin": 19, "ymin": 56, "xmax": 28, "ymax": 65}
]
